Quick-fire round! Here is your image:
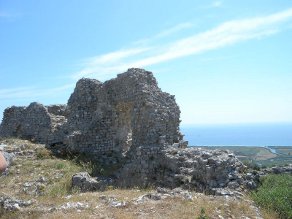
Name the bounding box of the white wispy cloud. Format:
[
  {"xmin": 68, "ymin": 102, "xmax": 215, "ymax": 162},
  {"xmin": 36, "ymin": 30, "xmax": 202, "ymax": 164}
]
[
  {"xmin": 74, "ymin": 47, "xmax": 151, "ymax": 79},
  {"xmin": 74, "ymin": 8, "xmax": 292, "ymax": 80},
  {"xmin": 133, "ymin": 22, "xmax": 194, "ymax": 45},
  {"xmin": 0, "ymin": 87, "xmax": 36, "ymax": 99},
  {"xmin": 83, "ymin": 47, "xmax": 151, "ymax": 66},
  {"xmin": 0, "ymin": 84, "xmax": 74, "ymax": 100},
  {"xmin": 154, "ymin": 22, "xmax": 194, "ymax": 38}
]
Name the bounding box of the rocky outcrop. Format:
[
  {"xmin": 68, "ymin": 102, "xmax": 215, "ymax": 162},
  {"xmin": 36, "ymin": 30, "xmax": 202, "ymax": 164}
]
[
  {"xmin": 0, "ymin": 68, "xmax": 252, "ymax": 192},
  {"xmin": 72, "ymin": 172, "xmax": 114, "ymax": 192},
  {"xmin": 116, "ymin": 146, "xmax": 248, "ymax": 193}
]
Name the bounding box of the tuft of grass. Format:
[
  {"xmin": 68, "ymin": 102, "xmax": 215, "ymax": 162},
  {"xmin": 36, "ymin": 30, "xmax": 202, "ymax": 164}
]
[
  {"xmin": 251, "ymin": 174, "xmax": 292, "ymax": 219},
  {"xmin": 54, "ymin": 162, "xmax": 66, "ymax": 170},
  {"xmin": 197, "ymin": 207, "xmax": 209, "ymax": 219},
  {"xmin": 45, "ymin": 160, "xmax": 83, "ymax": 197},
  {"xmin": 36, "ymin": 147, "xmax": 52, "ymax": 159}
]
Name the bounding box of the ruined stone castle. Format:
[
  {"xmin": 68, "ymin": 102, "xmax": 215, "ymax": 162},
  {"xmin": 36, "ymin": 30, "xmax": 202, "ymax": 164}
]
[{"xmin": 0, "ymin": 68, "xmax": 252, "ymax": 193}]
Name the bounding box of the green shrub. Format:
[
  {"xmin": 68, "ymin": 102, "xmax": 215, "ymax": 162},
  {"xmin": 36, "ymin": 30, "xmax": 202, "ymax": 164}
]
[
  {"xmin": 55, "ymin": 162, "xmax": 66, "ymax": 169},
  {"xmin": 251, "ymin": 174, "xmax": 292, "ymax": 219},
  {"xmin": 243, "ymin": 160, "xmax": 261, "ymax": 170}
]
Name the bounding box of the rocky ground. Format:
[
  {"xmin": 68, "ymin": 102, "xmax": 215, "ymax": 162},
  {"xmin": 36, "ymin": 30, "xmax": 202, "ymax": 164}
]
[{"xmin": 0, "ymin": 138, "xmax": 277, "ymax": 219}]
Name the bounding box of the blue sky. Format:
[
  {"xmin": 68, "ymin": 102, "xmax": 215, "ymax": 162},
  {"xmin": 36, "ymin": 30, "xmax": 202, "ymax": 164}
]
[{"xmin": 1, "ymin": 0, "xmax": 292, "ymax": 125}]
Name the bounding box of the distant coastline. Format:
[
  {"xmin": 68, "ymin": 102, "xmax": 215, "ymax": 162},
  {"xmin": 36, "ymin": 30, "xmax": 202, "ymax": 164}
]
[{"xmin": 181, "ymin": 123, "xmax": 292, "ymax": 147}]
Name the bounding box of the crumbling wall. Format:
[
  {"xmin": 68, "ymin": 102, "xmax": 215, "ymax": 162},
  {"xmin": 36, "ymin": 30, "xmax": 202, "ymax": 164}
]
[
  {"xmin": 116, "ymin": 146, "xmax": 246, "ymax": 192},
  {"xmin": 0, "ymin": 102, "xmax": 66, "ymax": 143},
  {"xmin": 0, "ymin": 68, "xmax": 184, "ymax": 158},
  {"xmin": 0, "ymin": 68, "xmax": 250, "ymax": 192},
  {"xmin": 47, "ymin": 104, "xmax": 67, "ymax": 117},
  {"xmin": 49, "ymin": 68, "xmax": 185, "ymax": 161}
]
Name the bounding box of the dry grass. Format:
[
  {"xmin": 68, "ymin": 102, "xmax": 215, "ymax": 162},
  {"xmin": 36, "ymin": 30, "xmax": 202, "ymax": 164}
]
[
  {"xmin": 22, "ymin": 192, "xmax": 269, "ymax": 219},
  {"xmin": 0, "ymin": 138, "xmax": 279, "ymax": 219}
]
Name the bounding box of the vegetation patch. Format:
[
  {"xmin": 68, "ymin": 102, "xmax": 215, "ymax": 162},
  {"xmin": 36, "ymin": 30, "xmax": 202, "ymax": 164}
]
[
  {"xmin": 36, "ymin": 147, "xmax": 52, "ymax": 159},
  {"xmin": 251, "ymin": 174, "xmax": 292, "ymax": 219}
]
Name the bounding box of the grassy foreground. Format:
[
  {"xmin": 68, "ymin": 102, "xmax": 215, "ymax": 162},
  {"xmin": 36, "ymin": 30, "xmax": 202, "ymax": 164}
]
[
  {"xmin": 0, "ymin": 138, "xmax": 281, "ymax": 218},
  {"xmin": 251, "ymin": 174, "xmax": 292, "ymax": 219}
]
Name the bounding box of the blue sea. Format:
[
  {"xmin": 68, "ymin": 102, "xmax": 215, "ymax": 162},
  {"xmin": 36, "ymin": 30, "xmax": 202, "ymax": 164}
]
[{"xmin": 180, "ymin": 123, "xmax": 292, "ymax": 146}]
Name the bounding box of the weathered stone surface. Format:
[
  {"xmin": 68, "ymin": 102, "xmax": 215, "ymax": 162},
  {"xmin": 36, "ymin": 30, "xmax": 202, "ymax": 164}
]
[
  {"xmin": 116, "ymin": 146, "xmax": 248, "ymax": 192},
  {"xmin": 0, "ymin": 195, "xmax": 33, "ymax": 211},
  {"xmin": 72, "ymin": 172, "xmax": 100, "ymax": 192},
  {"xmin": 0, "ymin": 68, "xmax": 184, "ymax": 160},
  {"xmin": 0, "ymin": 102, "xmax": 66, "ymax": 143},
  {"xmin": 58, "ymin": 201, "xmax": 89, "ymax": 210},
  {"xmin": 55, "ymin": 68, "xmax": 184, "ymax": 159},
  {"xmin": 72, "ymin": 172, "xmax": 112, "ymax": 192},
  {"xmin": 0, "ymin": 68, "xmax": 253, "ymax": 192},
  {"xmin": 47, "ymin": 104, "xmax": 67, "ymax": 117}
]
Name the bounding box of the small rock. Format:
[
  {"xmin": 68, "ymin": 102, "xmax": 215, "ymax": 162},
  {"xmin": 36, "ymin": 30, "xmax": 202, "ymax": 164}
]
[
  {"xmin": 37, "ymin": 176, "xmax": 47, "ymax": 183},
  {"xmin": 65, "ymin": 195, "xmax": 72, "ymax": 199},
  {"xmin": 23, "ymin": 182, "xmax": 33, "ymax": 187},
  {"xmin": 110, "ymin": 200, "xmax": 127, "ymax": 208},
  {"xmin": 0, "ymin": 195, "xmax": 33, "ymax": 211},
  {"xmin": 72, "ymin": 172, "xmax": 109, "ymax": 192},
  {"xmin": 59, "ymin": 202, "xmax": 89, "ymax": 210}
]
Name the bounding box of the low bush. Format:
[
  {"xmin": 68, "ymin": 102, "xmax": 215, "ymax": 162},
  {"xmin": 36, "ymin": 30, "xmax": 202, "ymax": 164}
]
[
  {"xmin": 243, "ymin": 160, "xmax": 261, "ymax": 170},
  {"xmin": 251, "ymin": 174, "xmax": 292, "ymax": 219}
]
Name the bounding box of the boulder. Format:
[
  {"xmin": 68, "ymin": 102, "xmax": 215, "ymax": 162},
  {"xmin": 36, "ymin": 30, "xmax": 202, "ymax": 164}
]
[{"xmin": 72, "ymin": 172, "xmax": 109, "ymax": 192}]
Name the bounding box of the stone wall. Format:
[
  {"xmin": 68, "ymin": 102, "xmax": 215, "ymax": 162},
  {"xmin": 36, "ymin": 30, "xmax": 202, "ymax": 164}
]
[
  {"xmin": 0, "ymin": 102, "xmax": 66, "ymax": 143},
  {"xmin": 48, "ymin": 68, "xmax": 185, "ymax": 160},
  {"xmin": 116, "ymin": 146, "xmax": 247, "ymax": 193},
  {"xmin": 0, "ymin": 68, "xmax": 251, "ymax": 192},
  {"xmin": 0, "ymin": 68, "xmax": 185, "ymax": 156}
]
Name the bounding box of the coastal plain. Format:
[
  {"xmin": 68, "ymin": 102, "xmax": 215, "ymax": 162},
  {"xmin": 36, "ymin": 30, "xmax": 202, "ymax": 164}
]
[{"xmin": 194, "ymin": 146, "xmax": 292, "ymax": 167}]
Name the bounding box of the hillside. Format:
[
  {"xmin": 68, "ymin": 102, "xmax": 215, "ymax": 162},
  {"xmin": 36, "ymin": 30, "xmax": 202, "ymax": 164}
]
[{"xmin": 0, "ymin": 138, "xmax": 276, "ymax": 219}]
